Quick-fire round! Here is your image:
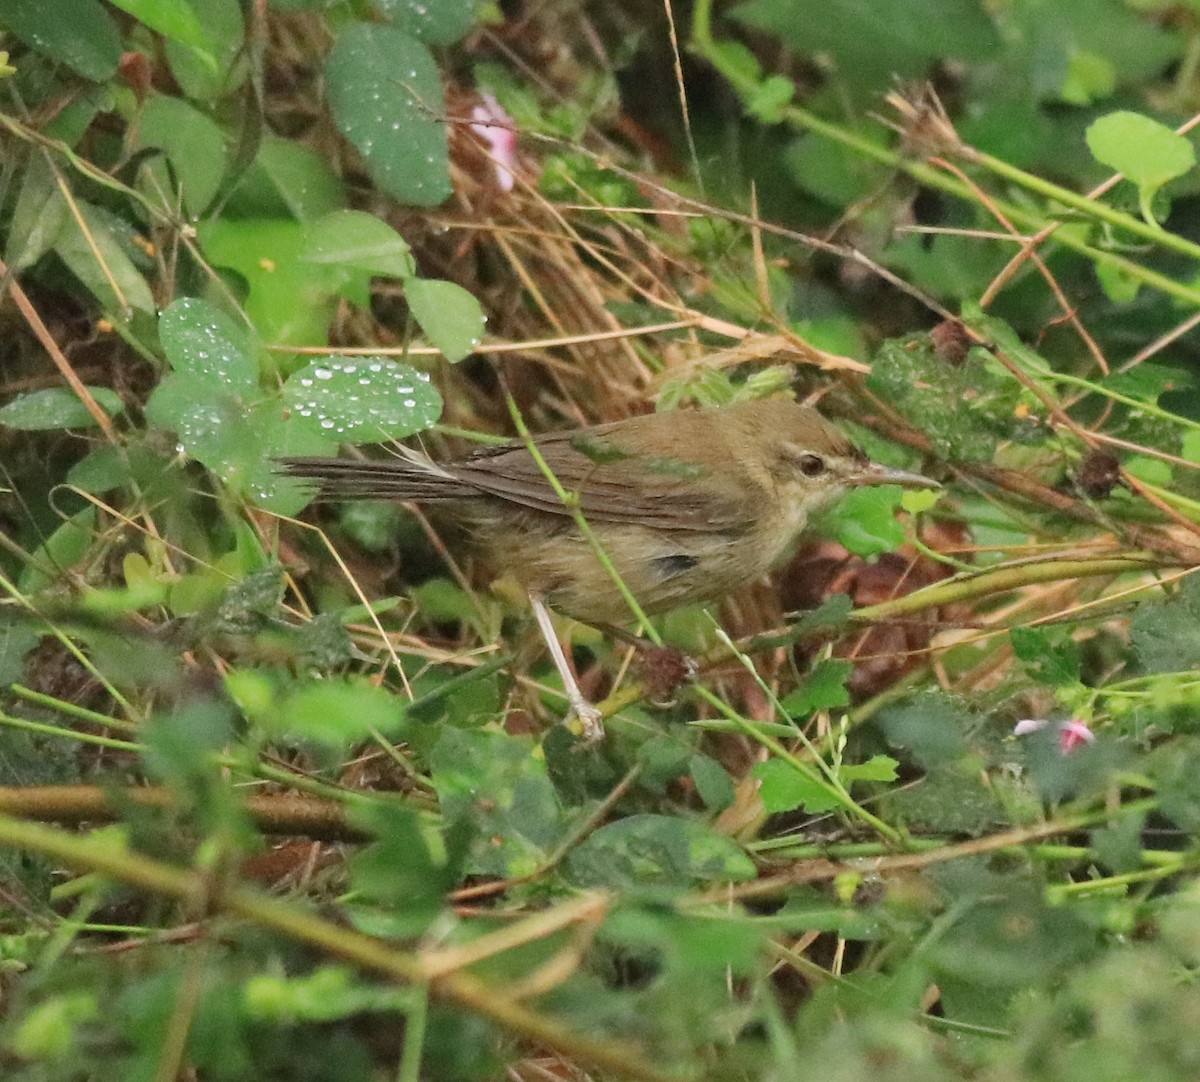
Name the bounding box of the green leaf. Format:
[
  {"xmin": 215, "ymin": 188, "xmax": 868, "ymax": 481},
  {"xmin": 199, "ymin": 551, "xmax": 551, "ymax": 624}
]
[
  {"xmin": 730, "ymin": 0, "xmax": 999, "ymax": 94},
  {"xmin": 1010, "ymin": 626, "xmax": 1082, "ymax": 686},
  {"xmin": 405, "ymin": 278, "xmax": 486, "ymax": 362},
  {"xmin": 347, "ymin": 803, "xmax": 462, "ymax": 930},
  {"xmin": 690, "ymin": 753, "xmax": 735, "ymax": 811},
  {"xmin": 781, "ymin": 658, "xmax": 853, "ymax": 717},
  {"xmin": 163, "ymin": 0, "xmax": 244, "ymax": 100},
  {"xmin": 0, "ymin": 0, "xmax": 122, "ymax": 81},
  {"xmin": 245, "ymin": 965, "xmax": 415, "ymax": 1022},
  {"xmin": 107, "ymin": 0, "xmax": 212, "ymax": 54},
  {"xmin": 1131, "ymin": 577, "xmax": 1200, "ymax": 674},
  {"xmin": 370, "ymin": 0, "xmax": 479, "ymax": 44},
  {"xmin": 228, "ymin": 136, "xmax": 345, "ymax": 221},
  {"xmin": 198, "ymin": 217, "xmax": 339, "ymax": 348},
  {"xmin": 878, "ymin": 691, "xmax": 972, "ymax": 769},
  {"xmin": 430, "ymin": 728, "xmax": 566, "ymax": 878},
  {"xmin": 567, "ymin": 814, "xmax": 756, "ymax": 888},
  {"xmin": 825, "ymin": 485, "xmax": 906, "ymax": 558},
  {"xmin": 53, "ymin": 202, "xmax": 155, "ymax": 316},
  {"xmin": 159, "ymin": 297, "xmax": 259, "ymax": 394},
  {"xmin": 5, "ymin": 155, "xmax": 69, "ymax": 272},
  {"xmin": 325, "ymin": 23, "xmax": 451, "ymax": 206},
  {"xmin": 1086, "ymin": 111, "xmax": 1195, "ymax": 193},
  {"xmin": 135, "ymin": 95, "xmax": 230, "ymax": 218},
  {"xmin": 867, "ymin": 332, "xmax": 1043, "ymax": 462},
  {"xmin": 753, "ymin": 759, "xmax": 840, "ymax": 814},
  {"xmin": 0, "ymin": 613, "xmax": 41, "ymax": 685},
  {"xmin": 0, "ymin": 387, "xmax": 124, "ymax": 430},
  {"xmin": 19, "ymin": 506, "xmax": 97, "ymax": 593},
  {"xmin": 228, "ymin": 672, "xmax": 408, "ymax": 751},
  {"xmin": 300, "ymin": 210, "xmax": 415, "ymax": 279},
  {"xmin": 283, "ymin": 357, "xmax": 442, "ymax": 442},
  {"xmin": 840, "ymin": 754, "xmax": 900, "ymax": 784}
]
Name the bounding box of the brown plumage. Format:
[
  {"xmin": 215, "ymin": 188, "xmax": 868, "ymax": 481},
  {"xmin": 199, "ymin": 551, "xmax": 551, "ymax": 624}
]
[{"xmin": 281, "ymin": 397, "xmax": 935, "ymax": 739}]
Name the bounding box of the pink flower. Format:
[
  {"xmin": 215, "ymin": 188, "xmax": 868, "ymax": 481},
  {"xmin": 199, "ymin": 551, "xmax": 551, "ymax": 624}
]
[
  {"xmin": 1014, "ymin": 718, "xmax": 1095, "ymax": 754},
  {"xmin": 470, "ymin": 92, "xmax": 517, "ymax": 192}
]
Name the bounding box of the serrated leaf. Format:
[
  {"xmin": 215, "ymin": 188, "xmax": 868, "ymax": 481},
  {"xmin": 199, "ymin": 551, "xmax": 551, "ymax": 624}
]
[
  {"xmin": 405, "ymin": 278, "xmax": 486, "ymax": 362},
  {"xmin": 1131, "ymin": 577, "xmax": 1200, "ymax": 674},
  {"xmin": 159, "ymin": 297, "xmax": 259, "ymax": 394},
  {"xmin": 567, "ymin": 814, "xmax": 756, "ymax": 888},
  {"xmin": 283, "ymin": 357, "xmax": 441, "ymax": 442},
  {"xmin": 1010, "ymin": 626, "xmax": 1082, "ymax": 686},
  {"xmin": 0, "ymin": 387, "xmax": 124, "ymax": 430},
  {"xmin": 753, "ymin": 759, "xmax": 840, "ymax": 815},
  {"xmin": 0, "ymin": 0, "xmax": 122, "ymax": 81},
  {"xmin": 840, "ymin": 755, "xmax": 899, "ymax": 784},
  {"xmin": 781, "ymin": 658, "xmax": 853, "ymax": 717},
  {"xmin": 325, "ymin": 24, "xmax": 450, "ymax": 206},
  {"xmin": 878, "ymin": 692, "xmax": 972, "ymax": 769}
]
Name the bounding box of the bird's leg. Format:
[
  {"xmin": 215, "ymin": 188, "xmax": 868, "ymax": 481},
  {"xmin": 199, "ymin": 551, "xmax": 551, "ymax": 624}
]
[{"xmin": 529, "ymin": 595, "xmax": 605, "ymax": 743}]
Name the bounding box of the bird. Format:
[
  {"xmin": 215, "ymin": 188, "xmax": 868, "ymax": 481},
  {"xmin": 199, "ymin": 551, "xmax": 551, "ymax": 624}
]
[{"xmin": 280, "ymin": 397, "xmax": 936, "ymax": 741}]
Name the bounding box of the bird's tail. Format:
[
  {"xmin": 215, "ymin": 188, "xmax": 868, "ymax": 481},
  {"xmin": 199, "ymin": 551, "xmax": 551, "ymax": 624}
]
[{"xmin": 277, "ymin": 447, "xmax": 475, "ymax": 502}]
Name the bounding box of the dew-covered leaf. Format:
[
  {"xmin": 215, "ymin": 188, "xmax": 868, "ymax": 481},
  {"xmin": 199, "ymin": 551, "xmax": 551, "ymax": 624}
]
[
  {"xmin": 371, "ymin": 0, "xmax": 479, "ymax": 44},
  {"xmin": 283, "ymin": 357, "xmax": 442, "ymax": 442},
  {"xmin": 0, "ymin": 0, "xmax": 122, "ymax": 81},
  {"xmin": 325, "ymin": 23, "xmax": 451, "ymax": 206},
  {"xmin": 158, "ymin": 297, "xmax": 259, "ymax": 394},
  {"xmin": 430, "ymin": 728, "xmax": 566, "ymax": 878},
  {"xmin": 0, "ymin": 387, "xmax": 124, "ymax": 430},
  {"xmin": 405, "ymin": 277, "xmax": 486, "ymax": 362}
]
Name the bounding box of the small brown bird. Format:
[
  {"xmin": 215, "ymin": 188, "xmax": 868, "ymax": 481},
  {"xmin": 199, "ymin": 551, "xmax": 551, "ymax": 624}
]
[{"xmin": 281, "ymin": 397, "xmax": 935, "ymax": 740}]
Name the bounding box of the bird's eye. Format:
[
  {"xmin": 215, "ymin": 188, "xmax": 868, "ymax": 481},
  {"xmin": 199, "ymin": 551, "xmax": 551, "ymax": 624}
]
[{"xmin": 798, "ymin": 454, "xmax": 826, "ymax": 476}]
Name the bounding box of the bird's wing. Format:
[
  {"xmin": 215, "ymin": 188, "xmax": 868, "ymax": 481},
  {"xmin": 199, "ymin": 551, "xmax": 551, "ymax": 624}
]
[{"xmin": 452, "ymin": 430, "xmax": 748, "ymax": 532}]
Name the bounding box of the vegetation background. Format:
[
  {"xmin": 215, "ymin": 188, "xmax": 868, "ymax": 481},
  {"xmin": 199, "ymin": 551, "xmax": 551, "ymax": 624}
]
[{"xmin": 2, "ymin": 0, "xmax": 1200, "ymax": 1079}]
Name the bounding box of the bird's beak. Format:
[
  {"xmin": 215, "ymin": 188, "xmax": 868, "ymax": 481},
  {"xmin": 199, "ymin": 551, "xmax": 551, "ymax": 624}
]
[{"xmin": 849, "ymin": 462, "xmax": 941, "ymax": 489}]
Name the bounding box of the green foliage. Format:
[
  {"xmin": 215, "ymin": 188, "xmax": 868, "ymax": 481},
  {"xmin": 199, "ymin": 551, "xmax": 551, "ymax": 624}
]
[
  {"xmin": 325, "ymin": 23, "xmax": 451, "ymax": 206},
  {"xmin": 5, "ymin": 0, "xmax": 1200, "ymax": 1080}
]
